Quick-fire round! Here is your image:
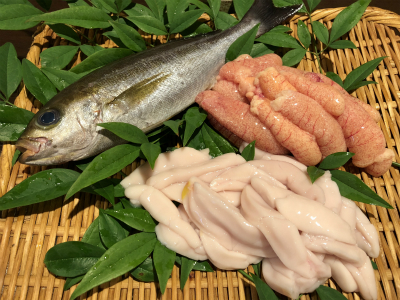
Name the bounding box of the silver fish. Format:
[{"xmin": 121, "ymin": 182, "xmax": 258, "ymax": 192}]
[{"xmin": 16, "ymin": 0, "xmax": 300, "ymax": 165}]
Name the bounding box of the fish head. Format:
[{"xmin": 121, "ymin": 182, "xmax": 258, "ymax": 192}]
[{"xmin": 16, "ymin": 88, "xmax": 104, "ymax": 165}]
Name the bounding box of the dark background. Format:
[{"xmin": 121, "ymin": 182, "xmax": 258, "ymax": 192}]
[{"xmin": 0, "ymin": 0, "xmax": 399, "ymax": 59}]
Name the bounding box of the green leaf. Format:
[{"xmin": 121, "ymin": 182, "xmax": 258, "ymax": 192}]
[
  {"xmin": 48, "ymin": 23, "xmax": 81, "ymax": 44},
  {"xmin": 145, "ymin": 0, "xmax": 166, "ymax": 22},
  {"xmin": 371, "ymin": 260, "xmax": 378, "ymax": 270},
  {"xmin": 183, "ymin": 107, "xmax": 207, "ymax": 146},
  {"xmin": 126, "ymin": 15, "xmax": 168, "ymax": 35},
  {"xmin": 36, "ymin": 0, "xmax": 52, "ymax": 11},
  {"xmin": 141, "ymin": 143, "xmax": 161, "ymax": 169},
  {"xmin": 325, "ymin": 72, "xmax": 343, "ymax": 87},
  {"xmin": 307, "ymin": 166, "xmax": 325, "ymax": 183},
  {"xmin": 226, "ymin": 24, "xmax": 259, "ymax": 62},
  {"xmin": 109, "ymin": 20, "xmax": 147, "ymax": 52},
  {"xmin": 91, "ymin": 179, "xmax": 115, "ymax": 205},
  {"xmin": 82, "ymin": 218, "xmax": 106, "ymax": 250},
  {"xmin": 329, "ymin": 0, "xmax": 371, "ymax": 43},
  {"xmin": 98, "ymin": 122, "xmax": 149, "ymax": 144},
  {"xmin": 99, "ymin": 209, "xmax": 129, "ymax": 248},
  {"xmin": 29, "ymin": 6, "xmax": 113, "ymax": 29},
  {"xmin": 256, "ymin": 32, "xmax": 302, "ymax": 49},
  {"xmin": 41, "ymin": 67, "xmax": 82, "ymax": 91},
  {"xmin": 163, "ymin": 120, "xmax": 181, "ymax": 135},
  {"xmin": 343, "ymin": 56, "xmax": 385, "ymax": 91},
  {"xmin": 269, "ymin": 25, "xmax": 292, "ymax": 33},
  {"xmin": 64, "ymin": 275, "xmax": 84, "ymax": 291},
  {"xmin": 70, "ymin": 48, "xmax": 133, "ymax": 74},
  {"xmin": 0, "ymin": 0, "xmax": 32, "ymax": 5},
  {"xmin": 181, "ymin": 21, "xmax": 212, "ymax": 38},
  {"xmin": 167, "ymin": 0, "xmax": 205, "ymax": 34},
  {"xmin": 131, "ymin": 257, "xmax": 157, "ymax": 282},
  {"xmin": 44, "ymin": 241, "xmax": 105, "ymax": 277},
  {"xmin": 103, "ymin": 208, "xmax": 156, "ymax": 232},
  {"xmin": 21, "ymin": 59, "xmax": 57, "ymax": 105},
  {"xmin": 233, "ymin": 0, "xmax": 254, "ymax": 20},
  {"xmin": 312, "ymin": 21, "xmax": 329, "ymax": 45},
  {"xmin": 70, "ymin": 233, "xmax": 157, "ymax": 300},
  {"xmin": 282, "ymin": 48, "xmax": 307, "ymax": 66},
  {"xmin": 153, "ymin": 240, "xmax": 176, "ymax": 294},
  {"xmin": 125, "ymin": 3, "xmax": 155, "ymax": 17},
  {"xmin": 103, "ymin": 31, "xmax": 127, "ymax": 49},
  {"xmin": 175, "ymin": 256, "xmax": 213, "ymax": 272},
  {"xmin": 189, "ymin": 0, "xmax": 212, "ymax": 17},
  {"xmin": 114, "ymin": 184, "xmax": 125, "ymax": 198},
  {"xmin": 0, "ymin": 169, "xmax": 79, "ymax": 210},
  {"xmin": 116, "ymin": 0, "xmax": 132, "ymax": 12},
  {"xmin": 11, "ymin": 149, "xmax": 21, "ymax": 167},
  {"xmin": 252, "ymin": 262, "xmax": 261, "ymax": 277},
  {"xmin": 0, "ymin": 4, "xmax": 42, "ymax": 30},
  {"xmin": 90, "ymin": 0, "xmax": 110, "ymax": 13},
  {"xmin": 0, "ymin": 101, "xmax": 34, "ymax": 125},
  {"xmin": 0, "ymin": 43, "xmax": 22, "ymax": 100},
  {"xmin": 346, "ymin": 80, "xmax": 377, "ymax": 91},
  {"xmin": 250, "ymin": 43, "xmax": 274, "ymax": 58},
  {"xmin": 306, "ymin": 0, "xmax": 320, "ymax": 12},
  {"xmin": 241, "ymin": 141, "xmax": 255, "ymax": 161},
  {"xmin": 66, "ymin": 144, "xmax": 140, "ymax": 199},
  {"xmin": 316, "ymin": 285, "xmax": 348, "ymax": 300},
  {"xmin": 214, "ymin": 11, "xmax": 238, "ymax": 30},
  {"xmin": 207, "ymin": 0, "xmax": 220, "ymax": 19},
  {"xmin": 0, "ymin": 123, "xmax": 27, "ymax": 141},
  {"xmin": 96, "ymin": 0, "xmax": 118, "ymax": 13},
  {"xmin": 180, "ymin": 256, "xmax": 196, "ymax": 289},
  {"xmin": 40, "ymin": 46, "xmax": 79, "ymax": 70},
  {"xmin": 297, "ymin": 20, "xmax": 310, "ymax": 49},
  {"xmin": 250, "ymin": 273, "xmax": 279, "ymax": 300},
  {"xmin": 273, "ymin": 0, "xmax": 306, "ymax": 13},
  {"xmin": 318, "ymin": 152, "xmax": 355, "ymax": 169},
  {"xmin": 65, "ymin": 0, "xmax": 89, "ymax": 7},
  {"xmin": 80, "ymin": 45, "xmax": 104, "ymax": 57},
  {"xmin": 238, "ymin": 270, "xmax": 253, "ymax": 282},
  {"xmin": 329, "ymin": 40, "xmax": 357, "ymax": 49},
  {"xmin": 201, "ymin": 123, "xmax": 236, "ymax": 157},
  {"xmin": 330, "ymin": 170, "xmax": 393, "ymax": 209}
]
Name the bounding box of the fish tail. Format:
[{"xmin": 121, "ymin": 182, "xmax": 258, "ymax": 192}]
[{"xmin": 242, "ymin": 0, "xmax": 302, "ymax": 37}]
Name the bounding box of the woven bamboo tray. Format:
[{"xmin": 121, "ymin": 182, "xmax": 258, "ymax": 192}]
[{"xmin": 1, "ymin": 6, "xmax": 400, "ymax": 300}]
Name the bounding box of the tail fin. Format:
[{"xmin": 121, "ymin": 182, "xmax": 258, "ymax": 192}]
[{"xmin": 242, "ymin": 0, "xmax": 302, "ymax": 37}]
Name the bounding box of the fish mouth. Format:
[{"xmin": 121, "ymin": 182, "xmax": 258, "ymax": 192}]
[{"xmin": 16, "ymin": 137, "xmax": 51, "ymax": 164}]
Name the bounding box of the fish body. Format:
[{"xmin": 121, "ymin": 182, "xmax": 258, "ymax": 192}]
[{"xmin": 16, "ymin": 0, "xmax": 300, "ymax": 165}]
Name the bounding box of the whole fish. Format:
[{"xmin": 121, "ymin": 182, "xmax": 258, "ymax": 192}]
[{"xmin": 16, "ymin": 0, "xmax": 300, "ymax": 165}]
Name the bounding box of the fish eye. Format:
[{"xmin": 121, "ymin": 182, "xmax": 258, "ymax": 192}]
[{"xmin": 37, "ymin": 110, "xmax": 60, "ymax": 126}]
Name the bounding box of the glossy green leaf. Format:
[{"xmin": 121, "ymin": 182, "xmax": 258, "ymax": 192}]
[
  {"xmin": 167, "ymin": 0, "xmax": 204, "ymax": 34},
  {"xmin": 233, "ymin": 0, "xmax": 254, "ymax": 20},
  {"xmin": 90, "ymin": 0, "xmax": 110, "ymax": 13},
  {"xmin": 318, "ymin": 152, "xmax": 355, "ymax": 169},
  {"xmin": 0, "ymin": 43, "xmax": 22, "ymax": 100},
  {"xmin": 44, "ymin": 241, "xmax": 105, "ymax": 277},
  {"xmin": 181, "ymin": 21, "xmax": 213, "ymax": 38},
  {"xmin": 207, "ymin": 0, "xmax": 220, "ymax": 19},
  {"xmin": 316, "ymin": 285, "xmax": 347, "ymax": 300},
  {"xmin": 29, "ymin": 6, "xmax": 113, "ymax": 29},
  {"xmin": 189, "ymin": 0, "xmax": 212, "ymax": 17},
  {"xmin": 269, "ymin": 25, "xmax": 292, "ymax": 33},
  {"xmin": 80, "ymin": 45, "xmax": 104, "ymax": 57},
  {"xmin": 329, "ymin": 40, "xmax": 357, "ymax": 49},
  {"xmin": 36, "ymin": 0, "xmax": 52, "ymax": 11},
  {"xmin": 109, "ymin": 20, "xmax": 147, "ymax": 52},
  {"xmin": 125, "ymin": 3, "xmax": 155, "ymax": 17},
  {"xmin": 325, "ymin": 72, "xmax": 344, "ymax": 87},
  {"xmin": 70, "ymin": 233, "xmax": 157, "ymax": 300},
  {"xmin": 48, "ymin": 24, "xmax": 81, "ymax": 44},
  {"xmin": 116, "ymin": 0, "xmax": 132, "ymax": 12},
  {"xmin": 201, "ymin": 122, "xmax": 236, "ymax": 158},
  {"xmin": 312, "ymin": 21, "xmax": 329, "ymax": 45},
  {"xmin": 163, "ymin": 119, "xmax": 181, "ymax": 135},
  {"xmin": 103, "ymin": 31, "xmax": 127, "ymax": 49},
  {"xmin": 183, "ymin": 107, "xmax": 207, "ymax": 146},
  {"xmin": 98, "ymin": 122, "xmax": 149, "ymax": 144},
  {"xmin": 82, "ymin": 218, "xmax": 106, "ymax": 250},
  {"xmin": 114, "ymin": 184, "xmax": 125, "ymax": 198},
  {"xmin": 153, "ymin": 240, "xmax": 176, "ymax": 294},
  {"xmin": 347, "ymin": 80, "xmax": 377, "ymax": 91},
  {"xmin": 250, "ymin": 273, "xmax": 279, "ymax": 300},
  {"xmin": 65, "ymin": 0, "xmax": 89, "ymax": 7},
  {"xmin": 145, "ymin": 0, "xmax": 165, "ymax": 22},
  {"xmin": 250, "ymin": 43, "xmax": 274, "ymax": 58},
  {"xmin": 306, "ymin": 0, "xmax": 320, "ymax": 12},
  {"xmin": 41, "ymin": 67, "xmax": 82, "ymax": 91},
  {"xmin": 141, "ymin": 143, "xmax": 161, "ymax": 169},
  {"xmin": 103, "ymin": 208, "xmax": 156, "ymax": 232},
  {"xmin": 99, "ymin": 209, "xmax": 129, "ymax": 248},
  {"xmin": 226, "ymin": 24, "xmax": 259, "ymax": 62},
  {"xmin": 0, "ymin": 169, "xmax": 79, "ymax": 210},
  {"xmin": 273, "ymin": 0, "xmax": 306, "ymax": 13},
  {"xmin": 241, "ymin": 141, "xmax": 255, "ymax": 161},
  {"xmin": 330, "ymin": 170, "xmax": 393, "ymax": 209},
  {"xmin": 307, "ymin": 166, "xmax": 325, "ymax": 183},
  {"xmin": 329, "ymin": 0, "xmax": 371, "ymax": 42},
  {"xmin": 0, "ymin": 102, "xmax": 34, "ymax": 125},
  {"xmin": 256, "ymin": 32, "xmax": 302, "ymax": 49},
  {"xmin": 91, "ymin": 179, "xmax": 115, "ymax": 205},
  {"xmin": 371, "ymin": 260, "xmax": 378, "ymax": 270},
  {"xmin": 297, "ymin": 20, "xmax": 311, "ymax": 49},
  {"xmin": 131, "ymin": 257, "xmax": 157, "ymax": 282},
  {"xmin": 40, "ymin": 46, "xmax": 79, "ymax": 69},
  {"xmin": 343, "ymin": 56, "xmax": 385, "ymax": 91},
  {"xmin": 96, "ymin": 0, "xmax": 118, "ymax": 13},
  {"xmin": 22, "ymin": 59, "xmax": 57, "ymax": 105},
  {"xmin": 66, "ymin": 144, "xmax": 140, "ymax": 199},
  {"xmin": 64, "ymin": 275, "xmax": 84, "ymax": 291},
  {"xmin": 282, "ymin": 47, "xmax": 307, "ymax": 66},
  {"xmin": 214, "ymin": 11, "xmax": 238, "ymax": 30},
  {"xmin": 0, "ymin": 123, "xmax": 26, "ymax": 141},
  {"xmin": 180, "ymin": 256, "xmax": 196, "ymax": 289},
  {"xmin": 252, "ymin": 262, "xmax": 261, "ymax": 277},
  {"xmin": 0, "ymin": 4, "xmax": 42, "ymax": 30},
  {"xmin": 175, "ymin": 256, "xmax": 213, "ymax": 272},
  {"xmin": 0, "ymin": 0, "xmax": 32, "ymax": 5},
  {"xmin": 126, "ymin": 14, "xmax": 168, "ymax": 35},
  {"xmin": 11, "ymin": 149, "xmax": 21, "ymax": 167},
  {"xmin": 70, "ymin": 48, "xmax": 133, "ymax": 74}
]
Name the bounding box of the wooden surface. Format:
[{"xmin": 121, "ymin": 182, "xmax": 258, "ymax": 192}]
[{"xmin": 0, "ymin": 0, "xmax": 399, "ymax": 59}]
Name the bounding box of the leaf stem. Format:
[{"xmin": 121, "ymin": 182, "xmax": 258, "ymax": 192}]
[
  {"xmin": 392, "ymin": 162, "xmax": 400, "ymax": 169},
  {"xmin": 307, "ymin": 11, "xmax": 323, "ymax": 73}
]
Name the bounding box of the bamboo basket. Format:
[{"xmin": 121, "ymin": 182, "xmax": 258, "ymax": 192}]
[{"xmin": 1, "ymin": 6, "xmax": 400, "ymax": 300}]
